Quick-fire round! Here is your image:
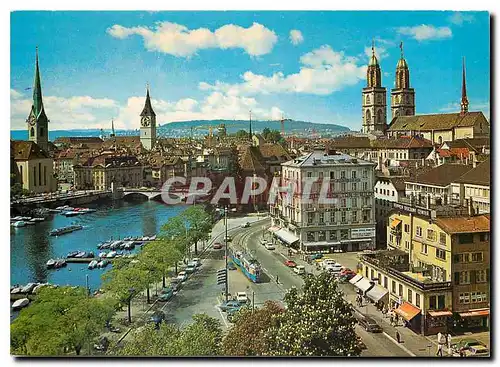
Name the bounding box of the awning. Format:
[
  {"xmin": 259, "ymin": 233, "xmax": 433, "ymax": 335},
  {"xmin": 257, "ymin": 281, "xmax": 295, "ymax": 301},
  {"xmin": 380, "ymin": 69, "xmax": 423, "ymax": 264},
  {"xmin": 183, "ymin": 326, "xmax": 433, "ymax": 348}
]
[
  {"xmin": 366, "ymin": 285, "xmax": 389, "ymax": 303},
  {"xmin": 349, "ymin": 274, "xmax": 363, "ymax": 285},
  {"xmin": 302, "ymin": 241, "xmax": 340, "ymax": 248},
  {"xmin": 353, "ymin": 277, "xmax": 374, "ymax": 292},
  {"xmin": 268, "ymin": 226, "xmax": 281, "ymax": 233},
  {"xmin": 394, "ymin": 301, "xmax": 421, "ymax": 321},
  {"xmin": 391, "ymin": 218, "xmax": 402, "ymax": 228},
  {"xmin": 459, "ymin": 308, "xmax": 489, "ymax": 318},
  {"xmin": 428, "ymin": 310, "xmax": 453, "ymax": 317},
  {"xmin": 275, "ymin": 229, "xmax": 299, "ymax": 245}
]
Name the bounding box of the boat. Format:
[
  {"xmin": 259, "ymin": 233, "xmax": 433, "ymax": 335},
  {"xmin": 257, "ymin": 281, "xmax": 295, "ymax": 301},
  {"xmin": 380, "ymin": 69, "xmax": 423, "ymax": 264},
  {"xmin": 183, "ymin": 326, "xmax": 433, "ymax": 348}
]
[
  {"xmin": 12, "ymin": 298, "xmax": 30, "ymax": 310},
  {"xmin": 149, "ymin": 235, "xmax": 157, "ymax": 241},
  {"xmin": 25, "ymin": 221, "xmax": 36, "ymax": 225},
  {"xmin": 30, "ymin": 217, "xmax": 45, "ymax": 222},
  {"xmin": 66, "ymin": 251, "xmax": 79, "ymax": 258},
  {"xmin": 106, "ymin": 251, "xmax": 117, "ymax": 258},
  {"xmin": 74, "ymin": 251, "xmax": 87, "ymax": 258},
  {"xmin": 46, "ymin": 259, "xmax": 56, "ymax": 268},
  {"xmin": 63, "ymin": 211, "xmax": 80, "ymax": 217},
  {"xmin": 88, "ymin": 260, "xmax": 99, "ymax": 269},
  {"xmin": 54, "ymin": 259, "xmax": 67, "ymax": 268},
  {"xmin": 12, "ymin": 221, "xmax": 26, "ymax": 228},
  {"xmin": 123, "ymin": 242, "xmax": 135, "ymax": 250},
  {"xmin": 85, "ymin": 251, "xmax": 95, "ymax": 258},
  {"xmin": 21, "ymin": 283, "xmax": 38, "ymax": 294},
  {"xmin": 21, "ymin": 217, "xmax": 32, "ymax": 221},
  {"xmin": 59, "ymin": 206, "xmax": 74, "ymax": 212},
  {"xmin": 49, "ymin": 225, "xmax": 83, "ymax": 236},
  {"xmin": 10, "ymin": 287, "xmax": 23, "ymax": 294},
  {"xmin": 48, "ymin": 208, "xmax": 62, "ymax": 213},
  {"xmin": 109, "ymin": 241, "xmax": 122, "ymax": 250},
  {"xmin": 11, "ymin": 216, "xmax": 23, "ymax": 221},
  {"xmin": 98, "ymin": 251, "xmax": 107, "ymax": 258},
  {"xmin": 97, "ymin": 260, "xmax": 110, "ymax": 268}
]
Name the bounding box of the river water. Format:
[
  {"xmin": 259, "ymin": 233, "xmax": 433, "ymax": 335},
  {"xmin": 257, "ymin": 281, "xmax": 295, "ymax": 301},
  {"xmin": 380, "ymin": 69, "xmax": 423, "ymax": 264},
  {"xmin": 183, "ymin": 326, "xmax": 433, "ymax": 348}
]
[{"xmin": 10, "ymin": 199, "xmax": 186, "ymax": 292}]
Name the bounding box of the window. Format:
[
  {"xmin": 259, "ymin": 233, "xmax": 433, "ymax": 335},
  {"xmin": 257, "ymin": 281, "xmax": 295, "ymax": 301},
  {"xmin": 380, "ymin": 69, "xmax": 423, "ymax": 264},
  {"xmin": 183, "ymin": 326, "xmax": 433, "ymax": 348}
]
[
  {"xmin": 351, "ymin": 171, "xmax": 357, "ymax": 179},
  {"xmin": 437, "ymin": 295, "xmax": 445, "ymax": 310},
  {"xmin": 479, "ymin": 233, "xmax": 489, "ymax": 242},
  {"xmin": 427, "ymin": 229, "xmax": 436, "ymax": 242},
  {"xmin": 374, "ymin": 188, "xmax": 378, "ymax": 193},
  {"xmin": 341, "ymin": 198, "xmax": 346, "ymax": 207},
  {"xmin": 416, "ymin": 226, "xmax": 422, "ymax": 237},
  {"xmin": 384, "ymin": 276, "xmax": 388, "ymax": 289},
  {"xmin": 329, "ymin": 230, "xmax": 337, "ymax": 241},
  {"xmin": 341, "ymin": 171, "xmax": 346, "ymax": 179},
  {"xmin": 318, "ymin": 231, "xmax": 326, "ymax": 241},
  {"xmin": 398, "ymin": 284, "xmax": 403, "ymax": 296},
  {"xmin": 307, "ymin": 172, "xmax": 312, "ymax": 178},
  {"xmin": 352, "ymin": 211, "xmax": 358, "ymax": 222},
  {"xmin": 370, "ymin": 269, "xmax": 374, "ymax": 280},
  {"xmin": 439, "ymin": 232, "xmax": 447, "ymax": 245},
  {"xmin": 341, "ymin": 183, "xmax": 346, "ymax": 192},
  {"xmin": 391, "ymin": 280, "xmax": 396, "ymax": 294},
  {"xmin": 341, "ymin": 211, "xmax": 347, "ymax": 224},
  {"xmin": 308, "ymin": 212, "xmax": 314, "ymax": 225},
  {"xmin": 459, "ymin": 271, "xmax": 470, "ymax": 285},
  {"xmin": 407, "ymin": 289, "xmax": 412, "ymax": 303},
  {"xmin": 471, "ymin": 292, "xmax": 478, "ymax": 303},
  {"xmin": 471, "ymin": 252, "xmax": 483, "ymax": 262},
  {"xmin": 319, "ymin": 213, "xmax": 324, "ymax": 224},
  {"xmin": 415, "ymin": 293, "xmax": 421, "ymax": 308},
  {"xmin": 459, "ymin": 293, "xmax": 468, "ymax": 304},
  {"xmin": 365, "ymin": 267, "xmax": 369, "ymax": 278},
  {"xmin": 458, "ymin": 233, "xmax": 473, "ymax": 244},
  {"xmin": 363, "ymin": 182, "xmax": 368, "ymax": 191},
  {"xmin": 363, "ymin": 169, "xmax": 368, "ymax": 178},
  {"xmin": 421, "ymin": 243, "xmax": 428, "ymax": 254},
  {"xmin": 352, "ymin": 197, "xmax": 357, "ymax": 207},
  {"xmin": 429, "ymin": 296, "xmax": 437, "ymax": 309},
  {"xmin": 404, "ymin": 224, "xmax": 410, "ymax": 233},
  {"xmin": 436, "ymin": 248, "xmax": 446, "ymax": 261},
  {"xmin": 340, "ymin": 229, "xmax": 349, "ymax": 240},
  {"xmin": 405, "ymin": 241, "xmax": 410, "ymax": 250},
  {"xmin": 352, "ymin": 182, "xmax": 357, "ymax": 191},
  {"xmin": 319, "ymin": 171, "xmax": 324, "ymax": 179},
  {"xmin": 476, "ymin": 269, "xmax": 487, "ymax": 283},
  {"xmin": 307, "ymin": 232, "xmax": 315, "ymax": 242},
  {"xmin": 363, "ymin": 210, "xmax": 370, "ymax": 223}
]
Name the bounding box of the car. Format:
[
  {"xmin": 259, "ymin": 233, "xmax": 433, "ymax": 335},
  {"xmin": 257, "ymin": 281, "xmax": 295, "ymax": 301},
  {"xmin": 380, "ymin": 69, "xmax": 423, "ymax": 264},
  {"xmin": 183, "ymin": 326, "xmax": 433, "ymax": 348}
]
[
  {"xmin": 452, "ymin": 338, "xmax": 487, "ymax": 353},
  {"xmin": 227, "ymin": 262, "xmax": 237, "ymax": 270},
  {"xmin": 185, "ymin": 265, "xmax": 196, "ymax": 274},
  {"xmin": 357, "ymin": 316, "xmax": 383, "ymax": 333},
  {"xmin": 284, "ymin": 259, "xmax": 297, "ymax": 268},
  {"xmin": 241, "ymin": 222, "xmax": 250, "ymax": 228},
  {"xmin": 177, "ymin": 271, "xmax": 188, "ymax": 282},
  {"xmin": 294, "ymin": 265, "xmax": 306, "ymax": 275},
  {"xmin": 192, "ymin": 258, "xmax": 202, "ymax": 267},
  {"xmin": 170, "ymin": 278, "xmax": 182, "ymax": 292},
  {"xmin": 310, "ymin": 253, "xmax": 323, "ymax": 260},
  {"xmin": 158, "ymin": 287, "xmax": 173, "ymax": 302},
  {"xmin": 264, "ymin": 243, "xmax": 275, "ymax": 250},
  {"xmin": 213, "ymin": 242, "xmax": 223, "ymax": 250},
  {"xmin": 465, "ymin": 345, "xmax": 489, "ymax": 357},
  {"xmin": 219, "ymin": 300, "xmax": 241, "ymax": 312},
  {"xmin": 356, "ymin": 337, "xmax": 367, "ymax": 350},
  {"xmin": 236, "ymin": 292, "xmax": 249, "ymax": 304},
  {"xmin": 260, "ymin": 239, "xmax": 269, "ymax": 246},
  {"xmin": 322, "ymin": 259, "xmax": 336, "ymax": 269},
  {"xmin": 148, "ymin": 311, "xmax": 166, "ymax": 328},
  {"xmin": 225, "ymin": 235, "xmax": 232, "ymax": 242}
]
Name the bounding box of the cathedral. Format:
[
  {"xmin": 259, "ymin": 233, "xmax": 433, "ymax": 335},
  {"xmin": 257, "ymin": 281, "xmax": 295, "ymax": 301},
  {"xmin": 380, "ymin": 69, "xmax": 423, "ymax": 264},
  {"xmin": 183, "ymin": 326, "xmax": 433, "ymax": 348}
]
[{"xmin": 362, "ymin": 42, "xmax": 415, "ymax": 135}]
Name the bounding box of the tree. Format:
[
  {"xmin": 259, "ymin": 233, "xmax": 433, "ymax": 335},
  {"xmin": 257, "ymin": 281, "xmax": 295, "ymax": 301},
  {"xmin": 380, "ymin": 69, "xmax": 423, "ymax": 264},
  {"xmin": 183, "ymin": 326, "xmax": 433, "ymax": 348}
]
[
  {"xmin": 115, "ymin": 314, "xmax": 222, "ymax": 356},
  {"xmin": 223, "ymin": 301, "xmax": 284, "ymax": 356},
  {"xmin": 265, "ymin": 273, "xmax": 362, "ymax": 357},
  {"xmin": 235, "ymin": 129, "xmax": 249, "ymax": 139},
  {"xmin": 182, "ymin": 205, "xmax": 213, "ymax": 255},
  {"xmin": 159, "ymin": 215, "xmax": 191, "ymax": 274},
  {"xmin": 10, "ymin": 286, "xmax": 115, "ymax": 356},
  {"xmin": 261, "ymin": 128, "xmax": 283, "ymax": 143}
]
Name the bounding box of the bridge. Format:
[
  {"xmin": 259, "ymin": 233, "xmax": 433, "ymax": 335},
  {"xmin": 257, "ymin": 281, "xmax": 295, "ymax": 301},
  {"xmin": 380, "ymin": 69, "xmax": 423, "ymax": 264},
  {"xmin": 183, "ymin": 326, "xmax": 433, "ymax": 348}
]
[{"xmin": 120, "ymin": 187, "xmax": 209, "ymax": 202}]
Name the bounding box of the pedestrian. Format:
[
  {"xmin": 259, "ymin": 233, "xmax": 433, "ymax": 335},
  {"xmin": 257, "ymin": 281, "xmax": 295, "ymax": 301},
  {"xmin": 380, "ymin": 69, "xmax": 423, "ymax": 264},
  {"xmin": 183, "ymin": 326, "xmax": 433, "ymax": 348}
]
[
  {"xmin": 436, "ymin": 332, "xmax": 444, "ymax": 357},
  {"xmin": 276, "ymin": 275, "xmax": 279, "ymax": 284},
  {"xmin": 390, "ymin": 315, "xmax": 394, "ymax": 326},
  {"xmin": 395, "ymin": 331, "xmax": 401, "ymax": 343},
  {"xmin": 447, "ymin": 333, "xmax": 452, "ymax": 355}
]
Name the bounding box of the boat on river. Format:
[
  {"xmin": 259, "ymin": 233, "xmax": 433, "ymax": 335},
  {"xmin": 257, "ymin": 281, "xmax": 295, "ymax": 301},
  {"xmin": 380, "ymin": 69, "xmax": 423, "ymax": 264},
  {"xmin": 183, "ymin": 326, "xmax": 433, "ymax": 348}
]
[
  {"xmin": 12, "ymin": 221, "xmax": 26, "ymax": 228},
  {"xmin": 63, "ymin": 211, "xmax": 80, "ymax": 217},
  {"xmin": 106, "ymin": 251, "xmax": 117, "ymax": 258},
  {"xmin": 54, "ymin": 259, "xmax": 67, "ymax": 268},
  {"xmin": 49, "ymin": 225, "xmax": 83, "ymax": 236},
  {"xmin": 12, "ymin": 298, "xmax": 30, "ymax": 311},
  {"xmin": 97, "ymin": 260, "xmax": 110, "ymax": 268},
  {"xmin": 88, "ymin": 260, "xmax": 99, "ymax": 270},
  {"xmin": 66, "ymin": 251, "xmax": 79, "ymax": 258},
  {"xmin": 46, "ymin": 259, "xmax": 56, "ymax": 268}
]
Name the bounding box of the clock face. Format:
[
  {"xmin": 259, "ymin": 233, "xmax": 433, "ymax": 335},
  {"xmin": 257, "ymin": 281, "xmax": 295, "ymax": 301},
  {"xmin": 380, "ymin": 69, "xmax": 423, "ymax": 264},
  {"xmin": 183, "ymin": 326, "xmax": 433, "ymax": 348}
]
[
  {"xmin": 141, "ymin": 116, "xmax": 151, "ymax": 127},
  {"xmin": 28, "ymin": 115, "xmax": 36, "ymax": 126}
]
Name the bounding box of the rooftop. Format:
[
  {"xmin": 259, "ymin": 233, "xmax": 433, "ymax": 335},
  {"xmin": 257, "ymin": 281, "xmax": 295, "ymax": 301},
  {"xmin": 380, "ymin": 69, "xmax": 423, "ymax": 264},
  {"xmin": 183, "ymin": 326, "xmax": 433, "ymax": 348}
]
[
  {"xmin": 454, "ymin": 158, "xmax": 490, "ymax": 186},
  {"xmin": 388, "ymin": 111, "xmax": 489, "ymax": 132},
  {"xmin": 405, "ymin": 163, "xmax": 473, "ymax": 187},
  {"xmin": 283, "ymin": 150, "xmax": 374, "ymax": 168},
  {"xmin": 435, "ymin": 214, "xmax": 490, "ymax": 234}
]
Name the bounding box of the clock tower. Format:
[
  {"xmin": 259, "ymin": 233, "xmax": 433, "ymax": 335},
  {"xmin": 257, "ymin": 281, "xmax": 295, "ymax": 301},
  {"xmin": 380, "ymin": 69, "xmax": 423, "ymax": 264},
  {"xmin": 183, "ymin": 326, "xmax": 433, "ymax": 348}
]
[
  {"xmin": 140, "ymin": 85, "xmax": 156, "ymax": 150},
  {"xmin": 26, "ymin": 47, "xmax": 49, "ymax": 152}
]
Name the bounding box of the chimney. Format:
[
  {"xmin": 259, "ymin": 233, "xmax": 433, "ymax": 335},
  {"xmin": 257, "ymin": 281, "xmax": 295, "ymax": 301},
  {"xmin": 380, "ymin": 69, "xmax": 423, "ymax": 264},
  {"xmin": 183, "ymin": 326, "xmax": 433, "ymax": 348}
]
[
  {"xmin": 426, "ymin": 194, "xmax": 431, "ymax": 209},
  {"xmin": 468, "ymin": 197, "xmax": 475, "ymax": 217}
]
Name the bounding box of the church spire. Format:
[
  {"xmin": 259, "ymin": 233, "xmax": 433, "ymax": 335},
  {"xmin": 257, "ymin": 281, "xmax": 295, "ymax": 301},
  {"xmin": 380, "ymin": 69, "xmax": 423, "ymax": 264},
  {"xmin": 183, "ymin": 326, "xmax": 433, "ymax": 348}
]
[
  {"xmin": 32, "ymin": 46, "xmax": 46, "ymax": 118},
  {"xmin": 367, "ymin": 40, "xmax": 381, "ymax": 87},
  {"xmin": 460, "ymin": 57, "xmax": 469, "ymax": 115},
  {"xmin": 141, "ymin": 83, "xmax": 156, "ymax": 117}
]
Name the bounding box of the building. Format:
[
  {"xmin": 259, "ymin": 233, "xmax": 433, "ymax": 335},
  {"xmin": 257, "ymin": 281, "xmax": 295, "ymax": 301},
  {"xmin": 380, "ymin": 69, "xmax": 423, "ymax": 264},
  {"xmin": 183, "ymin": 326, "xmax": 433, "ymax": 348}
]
[
  {"xmin": 26, "ymin": 48, "xmax": 49, "ymax": 152},
  {"xmin": 11, "ymin": 140, "xmax": 56, "ymax": 193},
  {"xmin": 405, "ymin": 163, "xmax": 473, "ymax": 204},
  {"xmin": 391, "ymin": 42, "xmax": 415, "ymax": 119},
  {"xmin": 139, "ymin": 85, "xmax": 157, "ymax": 150},
  {"xmin": 362, "ymin": 43, "xmax": 387, "ymax": 134},
  {"xmin": 374, "ymin": 176, "xmax": 405, "ymax": 248},
  {"xmin": 450, "ymin": 158, "xmax": 490, "ymax": 213},
  {"xmin": 73, "ymin": 155, "xmax": 143, "ymax": 190},
  {"xmin": 270, "ymin": 150, "xmax": 376, "ymax": 253}
]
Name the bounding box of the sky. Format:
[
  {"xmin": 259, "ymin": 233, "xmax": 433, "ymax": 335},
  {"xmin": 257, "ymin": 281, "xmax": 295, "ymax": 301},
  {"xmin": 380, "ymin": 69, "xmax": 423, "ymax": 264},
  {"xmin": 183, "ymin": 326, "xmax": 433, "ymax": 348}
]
[{"xmin": 10, "ymin": 11, "xmax": 490, "ymax": 131}]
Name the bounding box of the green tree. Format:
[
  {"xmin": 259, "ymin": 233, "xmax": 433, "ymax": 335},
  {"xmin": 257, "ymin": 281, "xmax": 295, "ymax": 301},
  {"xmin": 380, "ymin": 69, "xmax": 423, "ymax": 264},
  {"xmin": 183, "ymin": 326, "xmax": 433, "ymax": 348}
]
[
  {"xmin": 115, "ymin": 314, "xmax": 222, "ymax": 356},
  {"xmin": 182, "ymin": 205, "xmax": 213, "ymax": 255},
  {"xmin": 223, "ymin": 301, "xmax": 284, "ymax": 356},
  {"xmin": 159, "ymin": 215, "xmax": 191, "ymax": 274},
  {"xmin": 235, "ymin": 129, "xmax": 249, "ymax": 139},
  {"xmin": 265, "ymin": 272, "xmax": 361, "ymax": 357}
]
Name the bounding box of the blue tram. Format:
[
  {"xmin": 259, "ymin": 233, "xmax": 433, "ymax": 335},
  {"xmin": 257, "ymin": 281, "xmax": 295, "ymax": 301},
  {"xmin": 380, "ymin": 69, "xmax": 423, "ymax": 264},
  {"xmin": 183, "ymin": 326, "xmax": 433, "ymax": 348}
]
[{"xmin": 230, "ymin": 250, "xmax": 262, "ymax": 283}]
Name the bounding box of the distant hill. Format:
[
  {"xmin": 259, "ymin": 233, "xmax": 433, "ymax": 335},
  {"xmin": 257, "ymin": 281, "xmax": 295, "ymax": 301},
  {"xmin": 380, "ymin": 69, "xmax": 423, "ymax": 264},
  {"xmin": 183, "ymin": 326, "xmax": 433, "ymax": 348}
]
[{"xmin": 10, "ymin": 119, "xmax": 350, "ymax": 141}]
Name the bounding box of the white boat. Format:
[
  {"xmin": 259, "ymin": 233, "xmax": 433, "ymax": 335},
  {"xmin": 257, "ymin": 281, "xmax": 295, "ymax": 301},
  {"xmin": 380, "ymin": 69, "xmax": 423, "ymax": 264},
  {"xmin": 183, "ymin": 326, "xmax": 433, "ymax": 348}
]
[
  {"xmin": 12, "ymin": 298, "xmax": 30, "ymax": 310},
  {"xmin": 30, "ymin": 217, "xmax": 45, "ymax": 222},
  {"xmin": 88, "ymin": 260, "xmax": 99, "ymax": 269},
  {"xmin": 21, "ymin": 217, "xmax": 32, "ymax": 221},
  {"xmin": 25, "ymin": 221, "xmax": 36, "ymax": 225},
  {"xmin": 13, "ymin": 221, "xmax": 26, "ymax": 228},
  {"xmin": 97, "ymin": 260, "xmax": 110, "ymax": 268},
  {"xmin": 149, "ymin": 235, "xmax": 157, "ymax": 241},
  {"xmin": 106, "ymin": 251, "xmax": 117, "ymax": 258},
  {"xmin": 46, "ymin": 259, "xmax": 56, "ymax": 268},
  {"xmin": 21, "ymin": 283, "xmax": 37, "ymax": 294},
  {"xmin": 32, "ymin": 283, "xmax": 48, "ymax": 294},
  {"xmin": 98, "ymin": 251, "xmax": 107, "ymax": 258},
  {"xmin": 10, "ymin": 287, "xmax": 22, "ymax": 294}
]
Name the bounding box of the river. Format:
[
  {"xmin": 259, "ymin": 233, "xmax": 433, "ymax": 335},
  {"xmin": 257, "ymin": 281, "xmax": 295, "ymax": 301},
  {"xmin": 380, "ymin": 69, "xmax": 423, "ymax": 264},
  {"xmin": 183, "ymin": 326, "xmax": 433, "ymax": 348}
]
[{"xmin": 10, "ymin": 199, "xmax": 186, "ymax": 292}]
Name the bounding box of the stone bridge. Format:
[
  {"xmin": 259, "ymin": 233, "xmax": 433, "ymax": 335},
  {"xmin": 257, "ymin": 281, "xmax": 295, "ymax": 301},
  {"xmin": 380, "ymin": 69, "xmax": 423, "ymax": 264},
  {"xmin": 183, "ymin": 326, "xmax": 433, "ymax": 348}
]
[{"xmin": 121, "ymin": 188, "xmax": 164, "ymax": 200}]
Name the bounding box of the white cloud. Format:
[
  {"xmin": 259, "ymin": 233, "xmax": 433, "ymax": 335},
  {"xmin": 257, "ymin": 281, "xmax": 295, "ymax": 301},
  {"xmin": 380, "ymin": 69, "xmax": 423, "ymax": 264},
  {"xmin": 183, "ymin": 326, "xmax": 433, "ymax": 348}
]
[
  {"xmin": 199, "ymin": 45, "xmax": 366, "ymax": 96},
  {"xmin": 289, "ymin": 30, "xmax": 304, "ymax": 45},
  {"xmin": 11, "ymin": 89, "xmax": 24, "ymax": 99},
  {"xmin": 364, "ymin": 45, "xmax": 389, "ymax": 60},
  {"xmin": 439, "ymin": 100, "xmax": 490, "ymax": 120},
  {"xmin": 396, "ymin": 24, "xmax": 452, "ymax": 42},
  {"xmin": 107, "ymin": 21, "xmax": 278, "ymax": 57},
  {"xmin": 448, "ymin": 12, "xmax": 475, "ymax": 26}
]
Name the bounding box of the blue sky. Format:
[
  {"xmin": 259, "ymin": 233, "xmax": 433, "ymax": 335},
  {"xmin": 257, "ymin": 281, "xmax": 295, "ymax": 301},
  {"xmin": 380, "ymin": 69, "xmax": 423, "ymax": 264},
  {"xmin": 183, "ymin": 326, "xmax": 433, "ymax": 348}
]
[{"xmin": 10, "ymin": 11, "xmax": 490, "ymax": 131}]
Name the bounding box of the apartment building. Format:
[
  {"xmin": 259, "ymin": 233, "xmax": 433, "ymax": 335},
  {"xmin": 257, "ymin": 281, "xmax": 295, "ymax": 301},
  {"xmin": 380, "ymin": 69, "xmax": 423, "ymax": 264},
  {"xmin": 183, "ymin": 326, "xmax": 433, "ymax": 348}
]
[
  {"xmin": 374, "ymin": 176, "xmax": 405, "ymax": 248},
  {"xmin": 450, "ymin": 158, "xmax": 490, "ymax": 214},
  {"xmin": 270, "ymin": 150, "xmax": 376, "ymax": 253}
]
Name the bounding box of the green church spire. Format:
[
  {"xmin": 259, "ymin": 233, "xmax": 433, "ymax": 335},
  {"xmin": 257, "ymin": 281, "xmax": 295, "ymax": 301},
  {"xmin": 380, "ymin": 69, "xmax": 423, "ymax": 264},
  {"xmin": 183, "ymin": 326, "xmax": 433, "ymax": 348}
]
[{"xmin": 32, "ymin": 46, "xmax": 45, "ymax": 118}]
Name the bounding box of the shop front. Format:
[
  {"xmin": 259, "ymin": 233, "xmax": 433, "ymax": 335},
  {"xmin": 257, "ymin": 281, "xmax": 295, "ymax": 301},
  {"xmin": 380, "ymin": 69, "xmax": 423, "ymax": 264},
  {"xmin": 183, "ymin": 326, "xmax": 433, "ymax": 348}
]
[
  {"xmin": 274, "ymin": 228, "xmax": 299, "ymax": 250},
  {"xmin": 426, "ymin": 310, "xmax": 452, "ymax": 335},
  {"xmin": 458, "ymin": 308, "xmax": 490, "ymax": 331},
  {"xmin": 394, "ymin": 301, "xmax": 422, "ymax": 333},
  {"xmin": 366, "ymin": 284, "xmax": 389, "ymax": 309}
]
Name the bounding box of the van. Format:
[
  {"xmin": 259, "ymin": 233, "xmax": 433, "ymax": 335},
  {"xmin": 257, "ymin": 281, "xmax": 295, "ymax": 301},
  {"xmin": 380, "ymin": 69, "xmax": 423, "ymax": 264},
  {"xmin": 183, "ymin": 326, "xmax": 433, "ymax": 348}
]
[{"xmin": 294, "ymin": 265, "xmax": 306, "ymax": 275}]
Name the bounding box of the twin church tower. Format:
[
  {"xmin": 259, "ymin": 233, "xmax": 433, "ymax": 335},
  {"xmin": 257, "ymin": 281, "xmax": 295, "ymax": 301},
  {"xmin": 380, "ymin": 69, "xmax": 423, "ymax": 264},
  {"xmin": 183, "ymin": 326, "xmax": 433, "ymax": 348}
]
[{"xmin": 362, "ymin": 41, "xmax": 415, "ymax": 134}]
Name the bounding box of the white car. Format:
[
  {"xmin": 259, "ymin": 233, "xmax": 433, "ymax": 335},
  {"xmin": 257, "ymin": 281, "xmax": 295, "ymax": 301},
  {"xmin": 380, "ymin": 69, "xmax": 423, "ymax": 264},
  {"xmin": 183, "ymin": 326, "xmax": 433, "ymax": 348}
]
[
  {"xmin": 177, "ymin": 271, "xmax": 188, "ymax": 282},
  {"xmin": 294, "ymin": 265, "xmax": 306, "ymax": 275},
  {"xmin": 260, "ymin": 239, "xmax": 269, "ymax": 246},
  {"xmin": 322, "ymin": 259, "xmax": 336, "ymax": 269},
  {"xmin": 236, "ymin": 292, "xmax": 248, "ymax": 304},
  {"xmin": 264, "ymin": 243, "xmax": 275, "ymax": 250},
  {"xmin": 326, "ymin": 265, "xmax": 343, "ymax": 275},
  {"xmin": 192, "ymin": 258, "xmax": 202, "ymax": 267}
]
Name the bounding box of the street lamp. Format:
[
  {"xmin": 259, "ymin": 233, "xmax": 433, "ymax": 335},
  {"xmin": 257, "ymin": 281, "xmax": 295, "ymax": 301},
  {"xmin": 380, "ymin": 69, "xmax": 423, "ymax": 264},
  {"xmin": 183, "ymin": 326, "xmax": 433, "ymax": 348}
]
[
  {"xmin": 127, "ymin": 288, "xmax": 135, "ymax": 324},
  {"xmin": 224, "ymin": 206, "xmax": 229, "ymax": 303}
]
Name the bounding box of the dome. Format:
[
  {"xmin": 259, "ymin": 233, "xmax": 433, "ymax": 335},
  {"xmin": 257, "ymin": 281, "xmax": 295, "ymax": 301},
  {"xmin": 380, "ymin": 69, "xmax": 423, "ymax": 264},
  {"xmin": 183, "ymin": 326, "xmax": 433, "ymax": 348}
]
[
  {"xmin": 369, "ymin": 54, "xmax": 379, "ymax": 67},
  {"xmin": 397, "ymin": 57, "xmax": 408, "ymax": 69}
]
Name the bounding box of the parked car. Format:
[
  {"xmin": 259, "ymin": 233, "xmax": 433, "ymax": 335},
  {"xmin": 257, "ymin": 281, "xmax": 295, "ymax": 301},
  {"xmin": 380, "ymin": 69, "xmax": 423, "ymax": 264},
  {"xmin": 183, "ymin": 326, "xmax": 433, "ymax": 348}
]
[
  {"xmin": 465, "ymin": 345, "xmax": 490, "ymax": 357},
  {"xmin": 177, "ymin": 271, "xmax": 188, "ymax": 282},
  {"xmin": 170, "ymin": 278, "xmax": 182, "ymax": 292},
  {"xmin": 452, "ymin": 338, "xmax": 487, "ymax": 354},
  {"xmin": 260, "ymin": 239, "xmax": 269, "ymax": 246},
  {"xmin": 236, "ymin": 292, "xmax": 249, "ymax": 304},
  {"xmin": 241, "ymin": 222, "xmax": 250, "ymax": 228},
  {"xmin": 185, "ymin": 265, "xmax": 196, "ymax": 274},
  {"xmin": 322, "ymin": 259, "xmax": 336, "ymax": 269},
  {"xmin": 310, "ymin": 253, "xmax": 323, "ymax": 260},
  {"xmin": 148, "ymin": 311, "xmax": 166, "ymax": 329},
  {"xmin": 294, "ymin": 265, "xmax": 306, "ymax": 275},
  {"xmin": 158, "ymin": 287, "xmax": 173, "ymax": 302},
  {"xmin": 213, "ymin": 242, "xmax": 223, "ymax": 250},
  {"xmin": 192, "ymin": 258, "xmax": 202, "ymax": 267},
  {"xmin": 284, "ymin": 259, "xmax": 297, "ymax": 268},
  {"xmin": 357, "ymin": 316, "xmax": 383, "ymax": 333},
  {"xmin": 219, "ymin": 300, "xmax": 241, "ymax": 312},
  {"xmin": 264, "ymin": 243, "xmax": 275, "ymax": 250},
  {"xmin": 227, "ymin": 262, "xmax": 237, "ymax": 270}
]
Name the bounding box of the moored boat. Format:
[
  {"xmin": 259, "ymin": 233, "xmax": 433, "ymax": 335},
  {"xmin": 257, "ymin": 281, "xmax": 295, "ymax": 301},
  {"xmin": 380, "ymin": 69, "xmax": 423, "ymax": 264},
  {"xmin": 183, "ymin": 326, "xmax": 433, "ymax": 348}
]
[
  {"xmin": 88, "ymin": 260, "xmax": 99, "ymax": 269},
  {"xmin": 74, "ymin": 251, "xmax": 87, "ymax": 258},
  {"xmin": 98, "ymin": 251, "xmax": 107, "ymax": 258},
  {"xmin": 13, "ymin": 221, "xmax": 26, "ymax": 228},
  {"xmin": 106, "ymin": 251, "xmax": 117, "ymax": 258},
  {"xmin": 46, "ymin": 259, "xmax": 56, "ymax": 268},
  {"xmin": 12, "ymin": 298, "xmax": 30, "ymax": 310},
  {"xmin": 66, "ymin": 251, "xmax": 79, "ymax": 258},
  {"xmin": 54, "ymin": 259, "xmax": 67, "ymax": 268},
  {"xmin": 49, "ymin": 225, "xmax": 83, "ymax": 236}
]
